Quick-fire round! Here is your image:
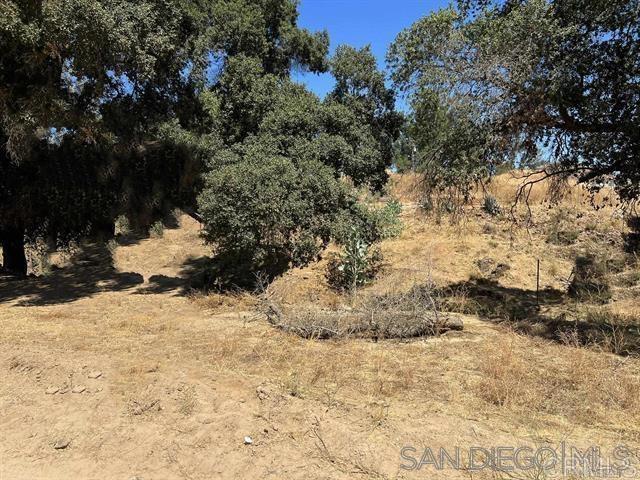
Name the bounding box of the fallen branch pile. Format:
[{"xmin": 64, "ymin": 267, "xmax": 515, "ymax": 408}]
[{"xmin": 262, "ymin": 300, "xmax": 463, "ymax": 340}]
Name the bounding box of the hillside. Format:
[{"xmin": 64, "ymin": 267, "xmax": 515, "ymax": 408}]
[{"xmin": 1, "ymin": 173, "xmax": 639, "ymax": 479}]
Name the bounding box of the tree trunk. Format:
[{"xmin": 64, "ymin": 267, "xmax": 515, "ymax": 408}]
[{"xmin": 1, "ymin": 226, "xmax": 27, "ymax": 276}]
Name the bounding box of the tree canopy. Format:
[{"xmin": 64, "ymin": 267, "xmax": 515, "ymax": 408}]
[
  {"xmin": 1, "ymin": 0, "xmax": 400, "ymax": 281},
  {"xmin": 0, "ymin": 0, "xmax": 210, "ymax": 273},
  {"xmin": 388, "ymin": 0, "xmax": 640, "ymax": 203},
  {"xmin": 197, "ymin": 45, "xmax": 400, "ymax": 285}
]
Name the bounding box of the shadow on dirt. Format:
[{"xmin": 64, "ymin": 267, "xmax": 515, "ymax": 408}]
[
  {"xmin": 132, "ymin": 256, "xmax": 215, "ymax": 296},
  {"xmin": 435, "ymin": 277, "xmax": 640, "ymax": 355},
  {"xmin": 136, "ymin": 253, "xmax": 282, "ymax": 295},
  {"xmin": 0, "ymin": 243, "xmax": 143, "ymax": 306}
]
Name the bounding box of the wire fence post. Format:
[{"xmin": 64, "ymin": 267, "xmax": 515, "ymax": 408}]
[{"xmin": 536, "ymin": 259, "xmax": 541, "ymax": 309}]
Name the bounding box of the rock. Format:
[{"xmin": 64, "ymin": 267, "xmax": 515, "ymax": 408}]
[
  {"xmin": 256, "ymin": 386, "xmax": 269, "ymax": 401},
  {"xmin": 445, "ymin": 317, "xmax": 464, "ymax": 331},
  {"xmin": 243, "ymin": 436, "xmax": 253, "ymax": 445},
  {"xmin": 72, "ymin": 385, "xmax": 86, "ymax": 394},
  {"xmin": 53, "ymin": 439, "xmax": 70, "ymax": 449},
  {"xmin": 87, "ymin": 371, "xmax": 102, "ymax": 379},
  {"xmin": 491, "ymin": 263, "xmax": 511, "ymax": 279},
  {"xmin": 196, "ymin": 415, "xmax": 214, "ymax": 425},
  {"xmin": 475, "ymin": 257, "xmax": 496, "ymax": 274},
  {"xmin": 45, "ymin": 386, "xmax": 59, "ymax": 395}
]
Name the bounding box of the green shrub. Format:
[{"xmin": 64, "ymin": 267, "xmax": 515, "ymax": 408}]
[
  {"xmin": 373, "ymin": 198, "xmax": 403, "ymax": 239},
  {"xmin": 482, "ymin": 195, "xmax": 502, "ymax": 216},
  {"xmin": 198, "ymin": 155, "xmax": 353, "ymax": 287},
  {"xmin": 326, "ymin": 229, "xmax": 383, "ymax": 291},
  {"xmin": 331, "ymin": 198, "xmax": 403, "ymax": 246},
  {"xmin": 149, "ymin": 220, "xmax": 164, "ymax": 238}
]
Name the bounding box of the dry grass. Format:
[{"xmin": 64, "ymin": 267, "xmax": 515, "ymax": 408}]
[{"xmin": 1, "ymin": 173, "xmax": 639, "ymax": 479}]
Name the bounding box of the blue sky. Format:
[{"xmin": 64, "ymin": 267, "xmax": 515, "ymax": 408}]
[{"xmin": 294, "ymin": 0, "xmax": 450, "ymax": 104}]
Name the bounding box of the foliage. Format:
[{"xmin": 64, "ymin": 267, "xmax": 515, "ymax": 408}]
[
  {"xmin": 482, "ymin": 195, "xmax": 502, "ymax": 216},
  {"xmin": 0, "ymin": 0, "xmax": 209, "ymax": 273},
  {"xmin": 388, "ymin": 0, "xmax": 640, "ymax": 203},
  {"xmin": 331, "ymin": 198, "xmax": 403, "ymax": 246},
  {"xmin": 327, "ymin": 45, "xmax": 403, "ymax": 190},
  {"xmin": 546, "ymin": 209, "xmax": 580, "ymax": 246},
  {"xmin": 375, "ymin": 199, "xmax": 404, "ymax": 239},
  {"xmin": 197, "ymin": 39, "xmax": 400, "ymax": 285},
  {"xmin": 326, "ymin": 229, "xmax": 383, "ymax": 292},
  {"xmin": 198, "ymin": 151, "xmax": 353, "ymax": 286},
  {"xmin": 0, "ymin": 0, "xmax": 398, "ymax": 281}
]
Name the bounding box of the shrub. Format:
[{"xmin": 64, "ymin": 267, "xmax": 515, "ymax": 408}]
[
  {"xmin": 149, "ymin": 220, "xmax": 164, "ymax": 238},
  {"xmin": 331, "ymin": 198, "xmax": 403, "ymax": 246},
  {"xmin": 114, "ymin": 215, "xmax": 131, "ymax": 236},
  {"xmin": 546, "ymin": 209, "xmax": 580, "ymax": 245},
  {"xmin": 548, "ymin": 228, "xmax": 580, "ymax": 246},
  {"xmin": 482, "ymin": 195, "xmax": 502, "ymax": 216},
  {"xmin": 375, "ymin": 198, "xmax": 403, "ymax": 239},
  {"xmin": 326, "ymin": 229, "xmax": 383, "ymax": 291},
  {"xmin": 568, "ymin": 254, "xmax": 612, "ymax": 303},
  {"xmin": 198, "ymin": 155, "xmax": 352, "ymax": 288}
]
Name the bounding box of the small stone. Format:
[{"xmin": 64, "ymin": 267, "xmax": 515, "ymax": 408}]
[
  {"xmin": 445, "ymin": 317, "xmax": 465, "ymax": 331},
  {"xmin": 45, "ymin": 386, "xmax": 59, "ymax": 395},
  {"xmin": 87, "ymin": 371, "xmax": 102, "ymax": 379},
  {"xmin": 72, "ymin": 385, "xmax": 86, "ymax": 394},
  {"xmin": 256, "ymin": 386, "xmax": 269, "ymax": 401},
  {"xmin": 53, "ymin": 439, "xmax": 70, "ymax": 449},
  {"xmin": 243, "ymin": 436, "xmax": 253, "ymax": 445},
  {"xmin": 196, "ymin": 415, "xmax": 214, "ymax": 425}
]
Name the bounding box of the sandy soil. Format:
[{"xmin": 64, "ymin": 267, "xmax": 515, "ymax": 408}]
[{"xmin": 1, "ymin": 203, "xmax": 639, "ymax": 479}]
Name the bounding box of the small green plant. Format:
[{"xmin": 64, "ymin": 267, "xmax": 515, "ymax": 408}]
[
  {"xmin": 114, "ymin": 215, "xmax": 131, "ymax": 236},
  {"xmin": 326, "ymin": 229, "xmax": 383, "ymax": 292},
  {"xmin": 482, "ymin": 195, "xmax": 502, "ymax": 216},
  {"xmin": 331, "ymin": 198, "xmax": 403, "ymax": 246},
  {"xmin": 149, "ymin": 220, "xmax": 164, "ymax": 238},
  {"xmin": 375, "ymin": 198, "xmax": 403, "ymax": 239}
]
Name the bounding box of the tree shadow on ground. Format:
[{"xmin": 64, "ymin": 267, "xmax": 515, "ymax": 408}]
[
  {"xmin": 435, "ymin": 277, "xmax": 640, "ymax": 356},
  {"xmin": 113, "ymin": 231, "xmax": 150, "ymax": 247},
  {"xmin": 0, "ymin": 243, "xmax": 143, "ymax": 306},
  {"xmin": 435, "ymin": 277, "xmax": 565, "ymax": 323},
  {"xmin": 133, "ymin": 256, "xmax": 214, "ymax": 296},
  {"xmin": 136, "ymin": 254, "xmax": 280, "ymax": 296},
  {"xmin": 134, "ymin": 255, "xmax": 246, "ymax": 296}
]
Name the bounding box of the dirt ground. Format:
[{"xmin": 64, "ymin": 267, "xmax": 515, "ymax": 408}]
[{"xmin": 2, "ymin": 176, "xmax": 640, "ymax": 479}]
